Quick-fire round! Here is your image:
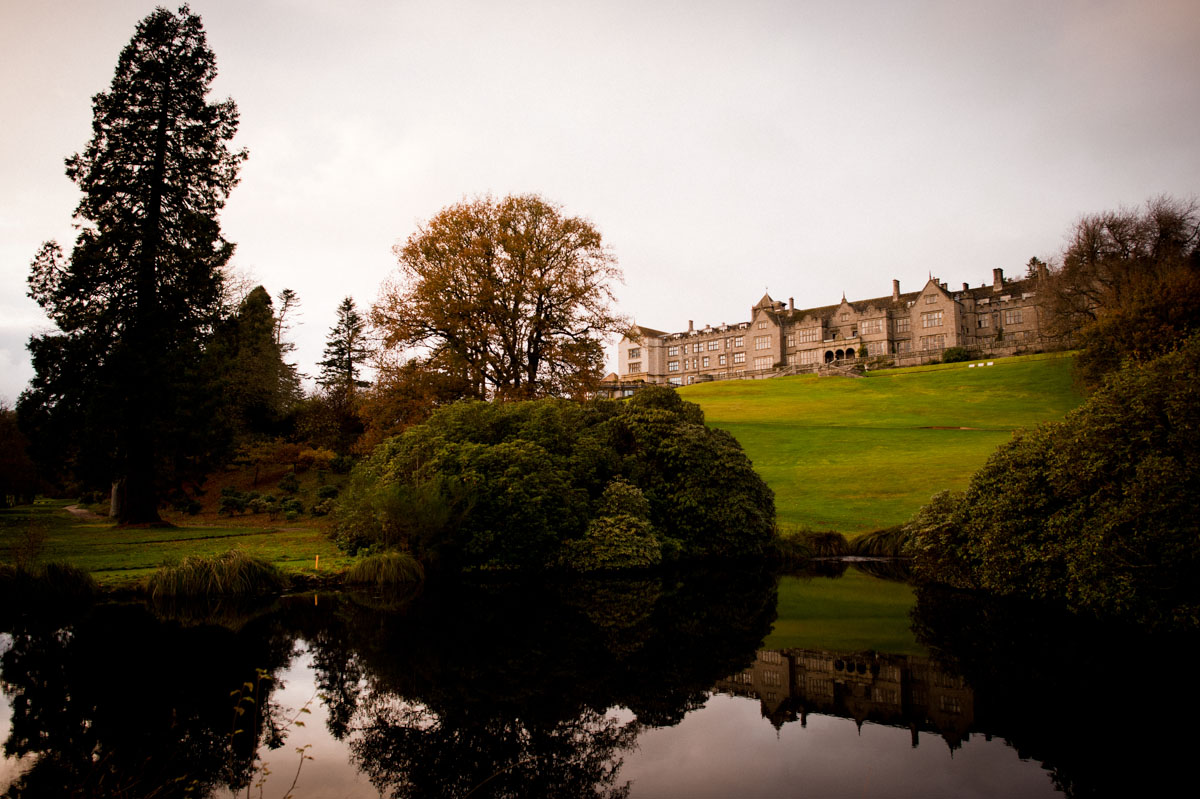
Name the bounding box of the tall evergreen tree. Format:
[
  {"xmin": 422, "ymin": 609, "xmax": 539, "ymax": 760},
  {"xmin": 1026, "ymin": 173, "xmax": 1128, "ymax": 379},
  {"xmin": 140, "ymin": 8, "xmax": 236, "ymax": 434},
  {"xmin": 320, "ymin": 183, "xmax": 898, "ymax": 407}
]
[
  {"xmin": 317, "ymin": 297, "xmax": 371, "ymax": 398},
  {"xmin": 208, "ymin": 286, "xmax": 300, "ymax": 442},
  {"xmin": 21, "ymin": 5, "xmax": 246, "ymax": 523}
]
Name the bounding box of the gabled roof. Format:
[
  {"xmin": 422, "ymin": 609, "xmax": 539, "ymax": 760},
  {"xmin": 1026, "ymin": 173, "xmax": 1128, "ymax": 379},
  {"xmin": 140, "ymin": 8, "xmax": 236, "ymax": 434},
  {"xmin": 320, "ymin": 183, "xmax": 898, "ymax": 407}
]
[
  {"xmin": 625, "ymin": 325, "xmax": 667, "ymax": 340},
  {"xmin": 754, "ymin": 292, "xmax": 776, "ymax": 309}
]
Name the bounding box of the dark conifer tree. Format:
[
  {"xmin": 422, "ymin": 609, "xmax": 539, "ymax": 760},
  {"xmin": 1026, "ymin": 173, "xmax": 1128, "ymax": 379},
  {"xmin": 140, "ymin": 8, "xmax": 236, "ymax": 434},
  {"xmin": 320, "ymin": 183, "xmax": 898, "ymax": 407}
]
[
  {"xmin": 317, "ymin": 297, "xmax": 371, "ymax": 398},
  {"xmin": 208, "ymin": 286, "xmax": 302, "ymax": 443},
  {"xmin": 22, "ymin": 5, "xmax": 245, "ymax": 523}
]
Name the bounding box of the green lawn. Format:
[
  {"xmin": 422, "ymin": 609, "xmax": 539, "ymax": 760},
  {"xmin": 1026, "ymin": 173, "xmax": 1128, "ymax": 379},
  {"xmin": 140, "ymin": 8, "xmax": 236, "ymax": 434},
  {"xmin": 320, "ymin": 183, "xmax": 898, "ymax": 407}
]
[
  {"xmin": 680, "ymin": 352, "xmax": 1084, "ymax": 533},
  {"xmin": 764, "ymin": 569, "xmax": 923, "ymax": 654},
  {"xmin": 0, "ymin": 500, "xmax": 352, "ymax": 589}
]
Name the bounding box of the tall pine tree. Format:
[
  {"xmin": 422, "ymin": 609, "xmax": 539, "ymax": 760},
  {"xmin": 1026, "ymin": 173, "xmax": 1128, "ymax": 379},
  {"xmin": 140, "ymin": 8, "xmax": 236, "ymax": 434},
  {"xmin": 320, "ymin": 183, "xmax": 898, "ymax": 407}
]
[
  {"xmin": 317, "ymin": 297, "xmax": 370, "ymax": 398},
  {"xmin": 313, "ymin": 297, "xmax": 370, "ymax": 453},
  {"xmin": 22, "ymin": 6, "xmax": 245, "ymax": 523}
]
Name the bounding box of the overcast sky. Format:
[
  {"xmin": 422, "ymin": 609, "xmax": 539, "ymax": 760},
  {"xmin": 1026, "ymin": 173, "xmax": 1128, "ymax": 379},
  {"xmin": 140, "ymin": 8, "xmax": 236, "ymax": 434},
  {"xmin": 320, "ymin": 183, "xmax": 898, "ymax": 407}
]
[{"xmin": 3, "ymin": 0, "xmax": 1199, "ymax": 403}]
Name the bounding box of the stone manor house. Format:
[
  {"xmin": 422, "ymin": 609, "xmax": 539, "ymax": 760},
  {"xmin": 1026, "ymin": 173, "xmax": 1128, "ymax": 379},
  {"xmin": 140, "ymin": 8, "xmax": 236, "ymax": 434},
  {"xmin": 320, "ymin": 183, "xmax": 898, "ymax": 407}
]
[{"xmin": 614, "ymin": 265, "xmax": 1054, "ymax": 388}]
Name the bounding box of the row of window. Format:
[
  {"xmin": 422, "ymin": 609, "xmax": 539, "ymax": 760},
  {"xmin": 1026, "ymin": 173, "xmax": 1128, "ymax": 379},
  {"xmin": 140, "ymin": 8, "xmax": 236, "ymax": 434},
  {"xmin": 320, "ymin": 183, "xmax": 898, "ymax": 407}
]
[
  {"xmin": 667, "ymin": 352, "xmax": 748, "ymax": 372},
  {"xmin": 666, "ymin": 335, "xmax": 746, "ymax": 356}
]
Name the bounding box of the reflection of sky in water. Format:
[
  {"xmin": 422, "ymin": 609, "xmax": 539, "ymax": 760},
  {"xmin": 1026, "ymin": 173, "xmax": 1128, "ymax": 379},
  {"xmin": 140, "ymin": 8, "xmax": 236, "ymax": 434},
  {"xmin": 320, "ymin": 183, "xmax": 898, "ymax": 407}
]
[
  {"xmin": 211, "ymin": 644, "xmax": 377, "ymax": 799},
  {"xmin": 193, "ymin": 645, "xmax": 1056, "ymax": 799},
  {"xmin": 0, "ymin": 633, "xmax": 33, "ymax": 793},
  {"xmin": 623, "ymin": 693, "xmax": 1057, "ymax": 798}
]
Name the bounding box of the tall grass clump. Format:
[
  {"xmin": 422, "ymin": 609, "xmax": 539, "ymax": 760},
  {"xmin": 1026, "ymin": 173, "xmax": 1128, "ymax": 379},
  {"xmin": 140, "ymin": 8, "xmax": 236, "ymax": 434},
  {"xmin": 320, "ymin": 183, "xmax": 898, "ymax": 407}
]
[
  {"xmin": 147, "ymin": 549, "xmax": 287, "ymax": 599},
  {"xmin": 0, "ymin": 561, "xmax": 97, "ymax": 611},
  {"xmin": 796, "ymin": 530, "xmax": 850, "ymax": 557},
  {"xmin": 850, "ymin": 526, "xmax": 911, "ymax": 557},
  {"xmin": 346, "ymin": 550, "xmax": 425, "ymax": 587},
  {"xmin": 771, "ymin": 532, "xmax": 813, "ymax": 567}
]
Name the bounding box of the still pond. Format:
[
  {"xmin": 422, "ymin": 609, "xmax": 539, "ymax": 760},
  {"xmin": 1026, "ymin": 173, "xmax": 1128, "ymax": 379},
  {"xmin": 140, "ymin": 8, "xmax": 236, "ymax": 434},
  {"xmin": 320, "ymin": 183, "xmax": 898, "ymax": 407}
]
[{"xmin": 1, "ymin": 564, "xmax": 1192, "ymax": 797}]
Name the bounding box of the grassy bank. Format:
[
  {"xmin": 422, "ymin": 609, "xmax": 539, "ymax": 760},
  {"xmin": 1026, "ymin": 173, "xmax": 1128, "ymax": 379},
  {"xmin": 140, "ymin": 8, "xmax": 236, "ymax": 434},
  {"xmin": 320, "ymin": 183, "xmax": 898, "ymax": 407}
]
[
  {"xmin": 680, "ymin": 353, "xmax": 1083, "ymax": 534},
  {"xmin": 0, "ymin": 499, "xmax": 351, "ymax": 589}
]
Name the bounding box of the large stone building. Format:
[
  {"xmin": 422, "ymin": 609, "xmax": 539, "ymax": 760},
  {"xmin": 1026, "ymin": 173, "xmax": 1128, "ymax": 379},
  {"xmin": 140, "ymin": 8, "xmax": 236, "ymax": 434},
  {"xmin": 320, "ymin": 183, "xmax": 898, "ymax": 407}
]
[{"xmin": 615, "ymin": 266, "xmax": 1052, "ymax": 387}]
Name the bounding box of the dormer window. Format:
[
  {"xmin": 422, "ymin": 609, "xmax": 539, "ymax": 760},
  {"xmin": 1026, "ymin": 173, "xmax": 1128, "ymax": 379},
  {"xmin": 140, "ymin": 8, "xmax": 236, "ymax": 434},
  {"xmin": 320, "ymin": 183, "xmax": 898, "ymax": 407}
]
[
  {"xmin": 925, "ymin": 294, "xmax": 938, "ymax": 304},
  {"xmin": 840, "ymin": 313, "xmax": 849, "ymax": 321}
]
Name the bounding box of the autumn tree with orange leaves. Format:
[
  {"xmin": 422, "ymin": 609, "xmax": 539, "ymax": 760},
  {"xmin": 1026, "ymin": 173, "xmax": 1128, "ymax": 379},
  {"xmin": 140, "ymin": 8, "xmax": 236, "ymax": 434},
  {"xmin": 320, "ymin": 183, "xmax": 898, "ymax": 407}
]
[{"xmin": 373, "ymin": 195, "xmax": 627, "ymax": 400}]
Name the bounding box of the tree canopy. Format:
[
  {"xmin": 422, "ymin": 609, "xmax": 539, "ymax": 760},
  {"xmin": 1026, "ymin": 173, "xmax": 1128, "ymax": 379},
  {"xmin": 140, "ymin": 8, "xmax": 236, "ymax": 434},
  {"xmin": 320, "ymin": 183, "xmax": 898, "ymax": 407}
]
[
  {"xmin": 905, "ymin": 335, "xmax": 1200, "ymax": 628},
  {"xmin": 373, "ymin": 194, "xmax": 627, "ymax": 400},
  {"xmin": 21, "ymin": 5, "xmax": 244, "ymax": 522},
  {"xmin": 1045, "ymin": 195, "xmax": 1200, "ymax": 386},
  {"xmin": 332, "ymin": 386, "xmax": 776, "ymax": 572}
]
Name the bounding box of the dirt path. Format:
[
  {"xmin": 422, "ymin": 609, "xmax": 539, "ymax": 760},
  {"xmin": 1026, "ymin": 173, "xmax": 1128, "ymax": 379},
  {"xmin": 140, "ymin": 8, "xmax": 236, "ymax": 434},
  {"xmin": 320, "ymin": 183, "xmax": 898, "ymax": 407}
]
[{"xmin": 64, "ymin": 504, "xmax": 107, "ymax": 521}]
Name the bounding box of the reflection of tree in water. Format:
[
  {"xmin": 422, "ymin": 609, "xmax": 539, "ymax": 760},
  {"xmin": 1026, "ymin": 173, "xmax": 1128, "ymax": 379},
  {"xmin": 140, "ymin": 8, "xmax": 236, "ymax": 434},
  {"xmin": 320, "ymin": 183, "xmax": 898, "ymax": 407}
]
[
  {"xmin": 1, "ymin": 601, "xmax": 299, "ymax": 798},
  {"xmin": 303, "ymin": 568, "xmax": 777, "ymax": 798},
  {"xmin": 911, "ymin": 586, "xmax": 1200, "ymax": 799},
  {"xmin": 353, "ymin": 699, "xmax": 636, "ymax": 798}
]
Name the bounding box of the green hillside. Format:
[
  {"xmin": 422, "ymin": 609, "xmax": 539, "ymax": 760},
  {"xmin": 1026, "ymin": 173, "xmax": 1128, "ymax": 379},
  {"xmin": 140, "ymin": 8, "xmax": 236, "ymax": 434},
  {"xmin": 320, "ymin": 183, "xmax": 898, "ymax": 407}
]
[{"xmin": 678, "ymin": 353, "xmax": 1083, "ymax": 534}]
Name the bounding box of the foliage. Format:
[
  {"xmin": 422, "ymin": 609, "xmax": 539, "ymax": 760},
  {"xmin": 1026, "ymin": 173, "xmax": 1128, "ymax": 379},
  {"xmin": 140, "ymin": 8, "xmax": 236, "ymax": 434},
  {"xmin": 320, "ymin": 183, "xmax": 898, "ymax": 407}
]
[
  {"xmin": 374, "ymin": 194, "xmax": 628, "ymax": 399},
  {"xmin": 206, "ymin": 286, "xmax": 301, "ymax": 444},
  {"xmin": 905, "ymin": 337, "xmax": 1200, "ymax": 628},
  {"xmin": 0, "ymin": 401, "xmax": 39, "ymax": 507},
  {"xmin": 317, "ymin": 296, "xmax": 370, "ymax": 395},
  {"xmin": 345, "ymin": 550, "xmax": 425, "ymax": 586},
  {"xmin": 20, "ymin": 6, "xmax": 245, "ymax": 523},
  {"xmin": 147, "ymin": 549, "xmax": 287, "ymax": 598},
  {"xmin": 940, "ymin": 346, "xmax": 971, "ymax": 363},
  {"xmin": 849, "ymin": 525, "xmax": 910, "ymax": 557},
  {"xmin": 1045, "ymin": 195, "xmax": 1200, "ymax": 387},
  {"xmin": 313, "ymin": 296, "xmax": 370, "ymax": 452},
  {"xmin": 790, "ymin": 530, "xmax": 849, "ymax": 557},
  {"xmin": 559, "ymin": 480, "xmax": 663, "ymax": 571},
  {"xmin": 0, "ymin": 562, "xmax": 97, "ymax": 617},
  {"xmin": 333, "ymin": 386, "xmax": 775, "ymax": 570},
  {"xmin": 278, "ymin": 472, "xmax": 299, "ymax": 494},
  {"xmin": 354, "ymin": 355, "xmax": 473, "ymax": 455}
]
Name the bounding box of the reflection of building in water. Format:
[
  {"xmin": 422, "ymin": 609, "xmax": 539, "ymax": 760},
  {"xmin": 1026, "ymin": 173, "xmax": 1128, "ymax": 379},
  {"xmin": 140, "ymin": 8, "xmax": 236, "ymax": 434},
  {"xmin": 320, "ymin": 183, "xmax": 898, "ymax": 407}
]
[{"xmin": 714, "ymin": 648, "xmax": 974, "ymax": 749}]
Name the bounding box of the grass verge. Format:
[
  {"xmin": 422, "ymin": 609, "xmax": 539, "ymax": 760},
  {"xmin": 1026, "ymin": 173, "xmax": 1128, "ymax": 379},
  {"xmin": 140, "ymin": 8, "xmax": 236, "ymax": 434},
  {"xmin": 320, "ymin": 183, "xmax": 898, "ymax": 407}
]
[{"xmin": 0, "ymin": 501, "xmax": 352, "ymax": 590}]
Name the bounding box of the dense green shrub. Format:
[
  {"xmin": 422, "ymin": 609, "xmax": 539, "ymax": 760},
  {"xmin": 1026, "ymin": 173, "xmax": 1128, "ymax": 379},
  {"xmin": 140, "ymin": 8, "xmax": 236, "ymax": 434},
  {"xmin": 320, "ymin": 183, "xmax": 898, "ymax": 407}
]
[
  {"xmin": 905, "ymin": 337, "xmax": 1200, "ymax": 628},
  {"xmin": 278, "ymin": 472, "xmax": 299, "ymax": 494},
  {"xmin": 217, "ymin": 490, "xmax": 247, "ymax": 515},
  {"xmin": 560, "ymin": 481, "xmax": 662, "ymax": 572},
  {"xmin": 332, "ymin": 387, "xmax": 775, "ymax": 570},
  {"xmin": 941, "ymin": 346, "xmax": 972, "ymax": 363}
]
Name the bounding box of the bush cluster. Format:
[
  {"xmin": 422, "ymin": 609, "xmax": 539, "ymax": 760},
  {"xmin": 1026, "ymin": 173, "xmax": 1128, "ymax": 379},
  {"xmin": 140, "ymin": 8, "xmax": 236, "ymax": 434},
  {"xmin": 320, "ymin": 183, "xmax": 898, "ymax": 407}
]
[
  {"xmin": 216, "ymin": 486, "xmax": 302, "ymax": 520},
  {"xmin": 332, "ymin": 387, "xmax": 776, "ymax": 572},
  {"xmin": 905, "ymin": 336, "xmax": 1200, "ymax": 628}
]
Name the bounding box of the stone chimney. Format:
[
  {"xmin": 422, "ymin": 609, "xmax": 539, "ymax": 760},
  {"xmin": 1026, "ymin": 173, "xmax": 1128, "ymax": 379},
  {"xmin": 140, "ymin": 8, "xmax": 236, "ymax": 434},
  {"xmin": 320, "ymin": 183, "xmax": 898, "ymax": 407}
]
[
  {"xmin": 993, "ymin": 268, "xmax": 1004, "ymax": 291},
  {"xmin": 788, "ymin": 297, "xmax": 794, "ymax": 312},
  {"xmin": 962, "ymin": 283, "xmax": 969, "ymax": 292},
  {"xmin": 1038, "ymin": 262, "xmax": 1049, "ymax": 280},
  {"xmin": 892, "ymin": 279, "xmax": 900, "ymax": 301},
  {"xmin": 688, "ymin": 319, "xmax": 694, "ymax": 333}
]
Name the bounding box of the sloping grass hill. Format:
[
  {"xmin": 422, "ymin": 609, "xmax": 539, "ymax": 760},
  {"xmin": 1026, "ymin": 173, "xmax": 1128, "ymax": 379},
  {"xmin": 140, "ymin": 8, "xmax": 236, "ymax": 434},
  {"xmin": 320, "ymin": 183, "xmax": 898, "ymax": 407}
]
[{"xmin": 679, "ymin": 353, "xmax": 1083, "ymax": 534}]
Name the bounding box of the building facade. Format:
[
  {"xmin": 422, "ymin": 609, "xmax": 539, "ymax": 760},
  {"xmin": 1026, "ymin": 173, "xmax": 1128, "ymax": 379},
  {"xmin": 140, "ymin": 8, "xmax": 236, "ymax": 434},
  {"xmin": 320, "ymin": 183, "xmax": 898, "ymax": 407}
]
[{"xmin": 616, "ymin": 267, "xmax": 1052, "ymax": 387}]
